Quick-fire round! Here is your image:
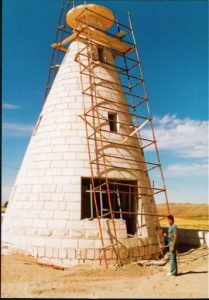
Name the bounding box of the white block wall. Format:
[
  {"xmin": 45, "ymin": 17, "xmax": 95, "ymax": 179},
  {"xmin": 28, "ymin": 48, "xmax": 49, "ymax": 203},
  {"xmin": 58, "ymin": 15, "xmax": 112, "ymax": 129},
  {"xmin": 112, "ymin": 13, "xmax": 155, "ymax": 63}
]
[{"xmin": 2, "ymin": 34, "xmax": 161, "ymax": 266}]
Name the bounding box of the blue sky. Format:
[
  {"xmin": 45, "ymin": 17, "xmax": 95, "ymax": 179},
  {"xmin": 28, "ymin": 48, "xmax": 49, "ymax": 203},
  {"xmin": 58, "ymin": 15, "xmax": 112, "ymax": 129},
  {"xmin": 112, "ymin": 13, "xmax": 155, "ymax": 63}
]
[{"xmin": 2, "ymin": 0, "xmax": 208, "ymax": 204}]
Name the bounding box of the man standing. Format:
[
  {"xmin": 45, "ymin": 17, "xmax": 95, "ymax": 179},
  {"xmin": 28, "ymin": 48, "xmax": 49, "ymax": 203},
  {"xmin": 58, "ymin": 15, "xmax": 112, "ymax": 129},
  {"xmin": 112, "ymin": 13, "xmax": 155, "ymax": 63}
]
[{"xmin": 167, "ymin": 215, "xmax": 178, "ymax": 276}]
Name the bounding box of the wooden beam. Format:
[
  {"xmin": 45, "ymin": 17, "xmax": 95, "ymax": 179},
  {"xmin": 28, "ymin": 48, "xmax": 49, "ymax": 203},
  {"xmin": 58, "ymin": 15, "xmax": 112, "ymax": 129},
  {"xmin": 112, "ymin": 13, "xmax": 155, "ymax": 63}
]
[
  {"xmin": 115, "ymin": 31, "xmax": 126, "ymax": 38},
  {"xmin": 51, "ymin": 44, "xmax": 68, "ymax": 53},
  {"xmin": 51, "ymin": 25, "xmax": 133, "ymax": 54},
  {"xmin": 78, "ymin": 27, "xmax": 133, "ymax": 54}
]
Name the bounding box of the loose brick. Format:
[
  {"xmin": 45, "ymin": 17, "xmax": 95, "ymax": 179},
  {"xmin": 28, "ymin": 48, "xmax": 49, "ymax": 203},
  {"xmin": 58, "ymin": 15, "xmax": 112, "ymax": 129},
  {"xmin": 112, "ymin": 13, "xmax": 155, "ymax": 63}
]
[{"xmin": 46, "ymin": 247, "xmax": 53, "ymax": 258}]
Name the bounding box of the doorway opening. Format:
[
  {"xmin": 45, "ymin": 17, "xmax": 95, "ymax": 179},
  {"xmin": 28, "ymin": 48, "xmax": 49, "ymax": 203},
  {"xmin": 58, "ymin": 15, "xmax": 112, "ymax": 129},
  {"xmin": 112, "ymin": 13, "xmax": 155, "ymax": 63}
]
[{"xmin": 81, "ymin": 177, "xmax": 138, "ymax": 235}]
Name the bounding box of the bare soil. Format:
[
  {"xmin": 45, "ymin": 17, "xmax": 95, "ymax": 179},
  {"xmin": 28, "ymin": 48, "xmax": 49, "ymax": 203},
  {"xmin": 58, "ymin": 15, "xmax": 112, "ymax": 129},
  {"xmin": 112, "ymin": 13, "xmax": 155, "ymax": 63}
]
[{"xmin": 1, "ymin": 246, "xmax": 208, "ymax": 298}]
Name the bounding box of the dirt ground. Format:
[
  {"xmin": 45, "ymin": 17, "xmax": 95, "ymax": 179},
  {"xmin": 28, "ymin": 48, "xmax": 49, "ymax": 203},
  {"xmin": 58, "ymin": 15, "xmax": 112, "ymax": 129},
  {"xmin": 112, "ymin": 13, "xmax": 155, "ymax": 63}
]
[{"xmin": 1, "ymin": 245, "xmax": 208, "ymax": 298}]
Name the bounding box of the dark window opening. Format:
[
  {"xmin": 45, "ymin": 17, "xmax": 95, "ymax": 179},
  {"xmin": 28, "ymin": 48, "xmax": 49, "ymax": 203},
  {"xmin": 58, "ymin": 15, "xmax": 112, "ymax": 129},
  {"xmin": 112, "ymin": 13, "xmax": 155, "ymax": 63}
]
[
  {"xmin": 81, "ymin": 177, "xmax": 138, "ymax": 235},
  {"xmin": 98, "ymin": 48, "xmax": 108, "ymax": 63},
  {"xmin": 108, "ymin": 112, "xmax": 118, "ymax": 133}
]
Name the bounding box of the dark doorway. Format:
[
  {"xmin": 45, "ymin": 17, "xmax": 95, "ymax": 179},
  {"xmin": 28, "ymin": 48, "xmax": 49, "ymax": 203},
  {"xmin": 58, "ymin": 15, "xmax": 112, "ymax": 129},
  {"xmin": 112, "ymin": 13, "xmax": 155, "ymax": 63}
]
[{"xmin": 81, "ymin": 177, "xmax": 138, "ymax": 235}]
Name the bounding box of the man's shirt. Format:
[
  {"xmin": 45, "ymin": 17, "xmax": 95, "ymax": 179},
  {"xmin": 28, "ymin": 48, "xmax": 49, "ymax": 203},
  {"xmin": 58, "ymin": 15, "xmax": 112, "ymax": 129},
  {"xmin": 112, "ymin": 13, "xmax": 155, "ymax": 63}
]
[{"xmin": 168, "ymin": 224, "xmax": 178, "ymax": 243}]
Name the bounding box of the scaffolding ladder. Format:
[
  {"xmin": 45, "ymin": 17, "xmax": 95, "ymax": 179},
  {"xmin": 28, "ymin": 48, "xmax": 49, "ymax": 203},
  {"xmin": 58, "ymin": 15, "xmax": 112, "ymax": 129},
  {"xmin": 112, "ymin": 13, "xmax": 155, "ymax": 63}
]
[{"xmin": 45, "ymin": 0, "xmax": 170, "ymax": 269}]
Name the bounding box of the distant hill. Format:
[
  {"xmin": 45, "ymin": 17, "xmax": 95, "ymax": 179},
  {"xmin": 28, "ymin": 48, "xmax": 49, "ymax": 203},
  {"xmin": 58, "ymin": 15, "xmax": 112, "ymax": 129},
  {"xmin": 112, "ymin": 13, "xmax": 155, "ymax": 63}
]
[{"xmin": 157, "ymin": 203, "xmax": 209, "ymax": 218}]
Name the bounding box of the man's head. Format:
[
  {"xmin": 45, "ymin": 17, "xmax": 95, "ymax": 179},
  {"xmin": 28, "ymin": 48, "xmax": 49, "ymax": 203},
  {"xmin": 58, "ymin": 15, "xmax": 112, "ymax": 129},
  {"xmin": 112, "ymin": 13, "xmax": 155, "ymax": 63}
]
[{"xmin": 167, "ymin": 214, "xmax": 174, "ymax": 226}]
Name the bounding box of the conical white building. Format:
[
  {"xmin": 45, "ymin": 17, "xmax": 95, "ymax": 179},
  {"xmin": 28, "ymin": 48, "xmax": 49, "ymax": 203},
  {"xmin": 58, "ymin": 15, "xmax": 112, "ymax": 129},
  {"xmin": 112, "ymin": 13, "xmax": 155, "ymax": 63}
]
[{"xmin": 2, "ymin": 3, "xmax": 167, "ymax": 268}]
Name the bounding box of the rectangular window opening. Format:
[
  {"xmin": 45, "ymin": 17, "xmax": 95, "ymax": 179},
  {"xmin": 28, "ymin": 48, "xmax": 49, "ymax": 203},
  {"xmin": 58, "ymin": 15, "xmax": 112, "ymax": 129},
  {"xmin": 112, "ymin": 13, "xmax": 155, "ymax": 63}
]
[
  {"xmin": 108, "ymin": 112, "xmax": 118, "ymax": 133},
  {"xmin": 98, "ymin": 48, "xmax": 108, "ymax": 63},
  {"xmin": 81, "ymin": 177, "xmax": 138, "ymax": 235}
]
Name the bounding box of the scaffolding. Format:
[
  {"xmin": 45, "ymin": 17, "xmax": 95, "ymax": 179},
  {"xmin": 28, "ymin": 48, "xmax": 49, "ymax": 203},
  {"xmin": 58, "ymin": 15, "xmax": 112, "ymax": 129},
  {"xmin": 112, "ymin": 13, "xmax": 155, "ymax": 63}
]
[{"xmin": 44, "ymin": 0, "xmax": 171, "ymax": 269}]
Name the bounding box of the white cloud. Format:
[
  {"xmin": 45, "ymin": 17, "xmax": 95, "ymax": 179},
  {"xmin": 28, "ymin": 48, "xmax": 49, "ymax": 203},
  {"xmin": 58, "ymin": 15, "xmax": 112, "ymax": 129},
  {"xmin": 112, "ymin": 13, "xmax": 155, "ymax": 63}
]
[
  {"xmin": 165, "ymin": 162, "xmax": 208, "ymax": 177},
  {"xmin": 3, "ymin": 122, "xmax": 34, "ymax": 137},
  {"xmin": 3, "ymin": 102, "xmax": 21, "ymax": 110},
  {"xmin": 142, "ymin": 114, "xmax": 208, "ymax": 158}
]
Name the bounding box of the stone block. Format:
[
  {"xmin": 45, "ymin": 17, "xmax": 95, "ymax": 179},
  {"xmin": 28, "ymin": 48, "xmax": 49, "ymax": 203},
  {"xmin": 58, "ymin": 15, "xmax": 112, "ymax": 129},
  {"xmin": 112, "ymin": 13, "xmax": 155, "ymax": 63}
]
[
  {"xmin": 148, "ymin": 237, "xmax": 158, "ymax": 244},
  {"xmin": 66, "ymin": 202, "xmax": 80, "ymax": 211},
  {"xmin": 53, "ymin": 248, "xmax": 59, "ymax": 258},
  {"xmin": 54, "ymin": 210, "xmax": 69, "ymax": 220},
  {"xmin": 42, "ymin": 184, "xmax": 57, "ymax": 193},
  {"xmin": 59, "ymin": 248, "xmax": 67, "ymax": 259},
  {"xmin": 24, "ymin": 201, "xmax": 33, "ymax": 209},
  {"xmin": 45, "ymin": 238, "xmax": 62, "ymax": 248},
  {"xmin": 38, "ymin": 229, "xmax": 52, "ymax": 237},
  {"xmin": 32, "ymin": 219, "xmax": 48, "ymax": 228},
  {"xmin": 144, "ymin": 246, "xmax": 149, "ymax": 255},
  {"xmin": 46, "ymin": 247, "xmax": 53, "ymax": 258},
  {"xmin": 33, "ymin": 247, "xmax": 38, "ymax": 258},
  {"xmin": 69, "ymin": 211, "xmax": 81, "ymax": 220},
  {"xmin": 93, "ymin": 249, "xmax": 100, "ymax": 260},
  {"xmin": 28, "ymin": 210, "xmax": 40, "ymax": 219},
  {"xmin": 79, "ymin": 239, "xmax": 95, "ymax": 249},
  {"xmin": 120, "ymin": 247, "xmax": 129, "ymax": 259},
  {"xmin": 51, "ymin": 193, "xmax": 64, "ymax": 201},
  {"xmin": 51, "ymin": 160, "xmax": 66, "ymax": 168},
  {"xmin": 65, "ymin": 220, "xmax": 83, "ymax": 230},
  {"xmin": 48, "ymin": 219, "xmax": 66, "ymax": 229},
  {"xmin": 105, "ymin": 249, "xmax": 113, "ymax": 260},
  {"xmin": 62, "ymin": 259, "xmax": 72, "ymax": 267},
  {"xmin": 85, "ymin": 230, "xmax": 99, "ymax": 239},
  {"xmin": 39, "ymin": 193, "xmax": 52, "ymax": 201},
  {"xmin": 71, "ymin": 259, "xmax": 79, "ymax": 266},
  {"xmin": 40, "ymin": 210, "xmax": 53, "ymax": 219},
  {"xmin": 53, "ymin": 176, "xmax": 70, "ymax": 184},
  {"xmin": 53, "ymin": 145, "xmax": 69, "ymax": 153},
  {"xmin": 76, "ymin": 249, "xmax": 87, "ymax": 260},
  {"xmin": 84, "ymin": 219, "xmax": 99, "ymax": 230},
  {"xmin": 53, "ymin": 229, "xmax": 68, "ymax": 238},
  {"xmin": 58, "ymin": 202, "xmax": 66, "ymax": 210},
  {"xmin": 32, "ymin": 237, "xmax": 45, "ymax": 247},
  {"xmin": 139, "ymin": 246, "xmax": 145, "ymax": 257},
  {"xmin": 63, "ymin": 153, "xmax": 76, "ymax": 160},
  {"xmin": 67, "ymin": 249, "xmax": 76, "ymax": 259},
  {"xmin": 62, "ymin": 238, "xmax": 78, "ymax": 248},
  {"xmin": 44, "ymin": 202, "xmax": 59, "ymax": 210},
  {"xmin": 95, "ymin": 239, "xmax": 102, "ymax": 249},
  {"xmin": 38, "ymin": 247, "xmax": 45, "ymax": 257},
  {"xmin": 87, "ymin": 249, "xmax": 95, "ymax": 260},
  {"xmin": 69, "ymin": 230, "xmax": 84, "ymax": 239}
]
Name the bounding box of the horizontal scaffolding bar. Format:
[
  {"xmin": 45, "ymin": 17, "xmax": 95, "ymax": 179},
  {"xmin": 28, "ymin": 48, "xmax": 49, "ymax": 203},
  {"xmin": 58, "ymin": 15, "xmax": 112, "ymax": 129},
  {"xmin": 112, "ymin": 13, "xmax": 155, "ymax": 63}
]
[
  {"xmin": 83, "ymin": 110, "xmax": 146, "ymax": 130},
  {"xmin": 90, "ymin": 153, "xmax": 160, "ymax": 168},
  {"xmin": 81, "ymin": 71, "xmax": 143, "ymax": 92},
  {"xmin": 79, "ymin": 53, "xmax": 142, "ymax": 82},
  {"xmin": 93, "ymin": 181, "xmax": 165, "ymax": 192},
  {"xmin": 77, "ymin": 39, "xmax": 141, "ymax": 68},
  {"xmin": 84, "ymin": 104, "xmax": 149, "ymax": 122},
  {"xmin": 87, "ymin": 136, "xmax": 155, "ymax": 152},
  {"xmin": 83, "ymin": 91, "xmax": 147, "ymax": 111},
  {"xmin": 95, "ymin": 210, "xmax": 168, "ymax": 220},
  {"xmin": 90, "ymin": 161, "xmax": 160, "ymax": 173},
  {"xmin": 87, "ymin": 127, "xmax": 153, "ymax": 144},
  {"xmin": 83, "ymin": 81, "xmax": 145, "ymax": 101}
]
